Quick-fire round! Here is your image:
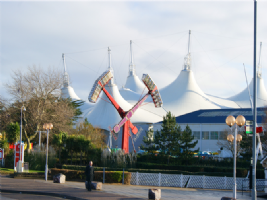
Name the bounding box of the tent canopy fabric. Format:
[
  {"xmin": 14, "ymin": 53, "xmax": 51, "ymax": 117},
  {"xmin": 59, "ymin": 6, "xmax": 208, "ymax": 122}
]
[{"xmin": 228, "ymin": 76, "xmax": 267, "ymax": 108}]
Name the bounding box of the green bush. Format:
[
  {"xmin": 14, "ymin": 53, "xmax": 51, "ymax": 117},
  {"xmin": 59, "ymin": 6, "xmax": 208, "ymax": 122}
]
[{"xmin": 4, "ymin": 151, "xmax": 14, "ymax": 168}]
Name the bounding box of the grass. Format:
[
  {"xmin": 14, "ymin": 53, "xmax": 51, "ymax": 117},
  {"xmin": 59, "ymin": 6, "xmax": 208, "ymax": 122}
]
[{"xmin": 0, "ymin": 168, "xmax": 45, "ymax": 174}]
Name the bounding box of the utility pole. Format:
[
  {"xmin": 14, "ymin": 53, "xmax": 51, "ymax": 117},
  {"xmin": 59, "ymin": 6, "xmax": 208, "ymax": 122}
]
[{"xmin": 252, "ymin": 0, "xmax": 257, "ymax": 199}]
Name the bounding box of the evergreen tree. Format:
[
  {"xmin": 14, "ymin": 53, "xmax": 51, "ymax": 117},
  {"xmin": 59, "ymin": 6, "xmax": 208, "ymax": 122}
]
[
  {"xmin": 154, "ymin": 112, "xmax": 182, "ymax": 156},
  {"xmin": 179, "ymin": 125, "xmax": 199, "ymax": 164},
  {"xmin": 5, "ymin": 122, "xmax": 20, "ymax": 144}
]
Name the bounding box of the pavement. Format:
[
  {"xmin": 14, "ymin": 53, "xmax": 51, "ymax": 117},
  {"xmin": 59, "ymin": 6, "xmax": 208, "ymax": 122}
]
[{"xmin": 1, "ymin": 175, "xmax": 267, "ymax": 200}]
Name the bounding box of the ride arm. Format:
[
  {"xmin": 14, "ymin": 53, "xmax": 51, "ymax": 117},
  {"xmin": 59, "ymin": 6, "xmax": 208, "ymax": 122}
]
[
  {"xmin": 112, "ymin": 93, "xmax": 150, "ymax": 134},
  {"xmin": 102, "ymin": 87, "xmax": 125, "ymax": 118}
]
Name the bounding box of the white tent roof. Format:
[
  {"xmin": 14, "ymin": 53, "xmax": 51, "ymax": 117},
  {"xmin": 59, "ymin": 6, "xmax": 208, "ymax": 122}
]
[
  {"xmin": 84, "ymin": 81, "xmax": 162, "ymax": 131},
  {"xmin": 206, "ymin": 94, "xmax": 240, "ymax": 109},
  {"xmin": 228, "ymin": 76, "xmax": 267, "ymax": 108},
  {"xmin": 61, "ymin": 86, "xmax": 80, "ymax": 100},
  {"xmin": 159, "ymin": 69, "xmax": 221, "ymax": 116},
  {"xmin": 121, "ymin": 33, "xmax": 228, "ymax": 117},
  {"xmin": 124, "ymin": 75, "xmax": 147, "ymax": 94}
]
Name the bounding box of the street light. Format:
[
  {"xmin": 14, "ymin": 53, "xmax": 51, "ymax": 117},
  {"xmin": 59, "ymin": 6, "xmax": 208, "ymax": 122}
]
[
  {"xmin": 43, "ymin": 123, "xmax": 53, "ymax": 181},
  {"xmin": 17, "ymin": 105, "xmax": 26, "ymax": 172},
  {"xmin": 226, "ymin": 115, "xmax": 246, "ymax": 199}
]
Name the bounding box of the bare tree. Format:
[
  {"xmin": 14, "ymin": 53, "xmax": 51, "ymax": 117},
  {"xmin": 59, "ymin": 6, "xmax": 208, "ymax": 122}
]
[
  {"xmin": 3, "ymin": 66, "xmax": 76, "ymax": 151},
  {"xmin": 217, "ymin": 129, "xmax": 245, "ymax": 157}
]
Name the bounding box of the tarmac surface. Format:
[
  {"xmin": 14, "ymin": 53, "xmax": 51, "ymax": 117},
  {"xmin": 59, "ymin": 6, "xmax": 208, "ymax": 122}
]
[{"xmin": 1, "ymin": 175, "xmax": 267, "ymax": 200}]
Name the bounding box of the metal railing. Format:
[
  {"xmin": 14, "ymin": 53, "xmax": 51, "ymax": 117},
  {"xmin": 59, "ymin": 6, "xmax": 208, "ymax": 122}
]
[{"xmin": 130, "ymin": 172, "xmax": 266, "ymax": 191}]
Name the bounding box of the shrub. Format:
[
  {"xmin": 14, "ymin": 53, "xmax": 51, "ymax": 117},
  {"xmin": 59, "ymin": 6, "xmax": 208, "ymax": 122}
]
[
  {"xmin": 24, "ymin": 145, "xmax": 56, "ymax": 171},
  {"xmin": 4, "ymin": 151, "xmax": 14, "ymax": 168},
  {"xmin": 101, "ymin": 149, "xmax": 137, "ymax": 168}
]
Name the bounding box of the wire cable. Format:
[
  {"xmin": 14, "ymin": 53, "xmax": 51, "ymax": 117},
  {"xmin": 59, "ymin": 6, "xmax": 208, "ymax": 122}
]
[{"xmin": 65, "ymin": 55, "xmax": 98, "ymax": 73}]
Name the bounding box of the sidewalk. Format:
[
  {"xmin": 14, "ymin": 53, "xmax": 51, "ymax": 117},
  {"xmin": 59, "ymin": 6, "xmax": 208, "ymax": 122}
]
[
  {"xmin": 1, "ymin": 175, "xmax": 266, "ymax": 200},
  {"xmin": 0, "ymin": 175, "xmax": 145, "ymax": 200}
]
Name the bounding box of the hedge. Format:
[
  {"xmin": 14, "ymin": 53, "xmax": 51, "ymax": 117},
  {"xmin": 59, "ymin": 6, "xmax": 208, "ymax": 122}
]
[
  {"xmin": 137, "ymin": 154, "xmax": 259, "ymax": 169},
  {"xmin": 51, "ymin": 168, "xmax": 131, "ymax": 185},
  {"xmin": 58, "ymin": 163, "xmax": 265, "ymax": 178}
]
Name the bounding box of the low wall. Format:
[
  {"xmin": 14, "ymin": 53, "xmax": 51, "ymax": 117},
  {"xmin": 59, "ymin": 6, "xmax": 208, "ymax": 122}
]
[{"xmin": 51, "ymin": 168, "xmax": 131, "ymax": 185}]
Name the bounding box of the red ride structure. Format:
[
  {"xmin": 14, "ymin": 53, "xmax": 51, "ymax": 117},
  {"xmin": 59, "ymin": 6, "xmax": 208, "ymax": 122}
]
[{"xmin": 89, "ymin": 70, "xmax": 162, "ymax": 153}]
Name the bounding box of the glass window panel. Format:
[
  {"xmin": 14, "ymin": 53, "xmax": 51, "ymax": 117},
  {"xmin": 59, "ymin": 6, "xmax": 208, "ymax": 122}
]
[
  {"xmin": 210, "ymin": 131, "xmax": 219, "ymax": 140},
  {"xmin": 202, "ymin": 131, "xmax": 209, "ymax": 140},
  {"xmin": 193, "ymin": 131, "xmax": 200, "ymax": 139}
]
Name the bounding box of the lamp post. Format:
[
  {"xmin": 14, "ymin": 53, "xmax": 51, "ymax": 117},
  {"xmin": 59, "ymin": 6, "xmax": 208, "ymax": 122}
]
[
  {"xmin": 17, "ymin": 105, "xmax": 26, "ymax": 172},
  {"xmin": 43, "ymin": 123, "xmax": 53, "ymax": 181},
  {"xmin": 226, "ymin": 115, "xmax": 246, "ymax": 199}
]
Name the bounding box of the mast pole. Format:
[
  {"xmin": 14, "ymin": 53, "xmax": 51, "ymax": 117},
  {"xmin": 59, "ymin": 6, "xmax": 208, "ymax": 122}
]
[
  {"xmin": 184, "ymin": 30, "xmax": 192, "ymax": 71},
  {"xmin": 107, "ymin": 47, "xmax": 114, "ymax": 85},
  {"xmin": 252, "ymin": 0, "xmax": 257, "ymax": 199},
  {"xmin": 188, "ymin": 30, "xmax": 191, "ymax": 54},
  {"xmin": 129, "ymin": 40, "xmax": 135, "ymax": 76},
  {"xmin": 257, "ymin": 42, "xmax": 262, "ymax": 77},
  {"xmin": 108, "ymin": 47, "xmax": 111, "ymax": 69},
  {"xmin": 62, "ymin": 53, "xmax": 69, "ymax": 87},
  {"xmin": 130, "ymin": 40, "xmax": 133, "ymax": 64},
  {"xmin": 62, "ymin": 53, "xmax": 67, "ymax": 73}
]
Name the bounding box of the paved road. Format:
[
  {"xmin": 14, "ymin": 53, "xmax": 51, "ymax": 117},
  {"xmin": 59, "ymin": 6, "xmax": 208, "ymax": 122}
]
[
  {"xmin": 55, "ymin": 180, "xmax": 266, "ymax": 200},
  {"xmin": 1, "ymin": 193, "xmax": 67, "ymax": 200},
  {"xmin": 0, "ymin": 176, "xmax": 145, "ymax": 200},
  {"xmin": 1, "ymin": 175, "xmax": 267, "ymax": 200}
]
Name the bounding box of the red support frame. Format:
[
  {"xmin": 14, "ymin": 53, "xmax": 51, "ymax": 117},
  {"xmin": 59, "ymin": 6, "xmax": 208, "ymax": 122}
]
[{"xmin": 102, "ymin": 87, "xmax": 138, "ymax": 153}]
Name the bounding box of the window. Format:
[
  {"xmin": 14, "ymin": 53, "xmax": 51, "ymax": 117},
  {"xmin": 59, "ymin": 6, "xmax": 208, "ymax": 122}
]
[
  {"xmin": 210, "ymin": 131, "xmax": 218, "ymax": 140},
  {"xmin": 193, "ymin": 131, "xmax": 200, "ymax": 139},
  {"xmin": 219, "ymin": 131, "xmax": 227, "ymax": 140},
  {"xmin": 202, "ymin": 131, "xmax": 209, "ymax": 140}
]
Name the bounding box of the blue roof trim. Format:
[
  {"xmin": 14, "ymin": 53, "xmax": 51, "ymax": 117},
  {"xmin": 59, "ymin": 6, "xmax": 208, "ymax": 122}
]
[{"xmin": 156, "ymin": 108, "xmax": 267, "ymax": 124}]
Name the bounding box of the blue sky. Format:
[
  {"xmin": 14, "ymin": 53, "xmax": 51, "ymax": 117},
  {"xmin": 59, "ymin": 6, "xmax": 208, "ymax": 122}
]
[{"xmin": 1, "ymin": 0, "xmax": 267, "ymax": 101}]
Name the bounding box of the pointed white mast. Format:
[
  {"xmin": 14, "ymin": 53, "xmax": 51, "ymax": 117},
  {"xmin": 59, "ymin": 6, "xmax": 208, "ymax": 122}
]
[
  {"xmin": 108, "ymin": 47, "xmax": 114, "ymax": 85},
  {"xmin": 129, "ymin": 40, "xmax": 136, "ymax": 76},
  {"xmin": 183, "ymin": 30, "xmax": 192, "ymax": 71},
  {"xmin": 130, "ymin": 40, "xmax": 133, "ymax": 64},
  {"xmin": 62, "ymin": 53, "xmax": 69, "ymax": 87},
  {"xmin": 257, "ymin": 42, "xmax": 262, "ymax": 78},
  {"xmin": 188, "ymin": 30, "xmax": 191, "ymax": 54}
]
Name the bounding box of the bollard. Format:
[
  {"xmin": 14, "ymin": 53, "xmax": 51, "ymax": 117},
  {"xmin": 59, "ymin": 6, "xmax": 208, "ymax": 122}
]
[
  {"xmin": 221, "ymin": 197, "xmax": 236, "ymax": 200},
  {"xmin": 148, "ymin": 189, "xmax": 161, "ymax": 200},
  {"xmin": 103, "ymin": 167, "xmax": 105, "ymax": 183},
  {"xmin": 122, "ymin": 168, "xmax": 124, "ymax": 184}
]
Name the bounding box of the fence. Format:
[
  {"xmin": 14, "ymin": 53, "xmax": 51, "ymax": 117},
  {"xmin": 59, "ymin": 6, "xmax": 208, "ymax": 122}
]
[
  {"xmin": 130, "ymin": 172, "xmax": 266, "ymax": 191},
  {"xmin": 241, "ymin": 179, "xmax": 267, "ymax": 192}
]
